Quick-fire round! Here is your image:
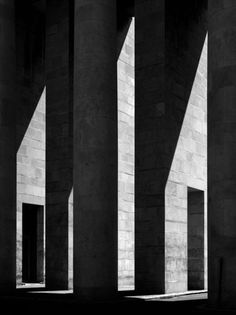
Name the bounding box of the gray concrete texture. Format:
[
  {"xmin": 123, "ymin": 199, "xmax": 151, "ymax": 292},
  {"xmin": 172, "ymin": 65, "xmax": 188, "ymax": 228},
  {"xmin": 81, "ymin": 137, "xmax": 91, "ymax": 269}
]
[
  {"xmin": 135, "ymin": 0, "xmax": 207, "ymax": 294},
  {"xmin": 45, "ymin": 0, "xmax": 73, "ymax": 290},
  {"xmin": 208, "ymin": 0, "xmax": 236, "ymax": 309},
  {"xmin": 165, "ymin": 35, "xmax": 207, "ymax": 293},
  {"xmin": 73, "ymin": 0, "xmax": 118, "ymax": 298},
  {"xmin": 0, "ymin": 0, "xmax": 16, "ymax": 292},
  {"xmin": 118, "ymin": 18, "xmax": 135, "ymax": 291}
]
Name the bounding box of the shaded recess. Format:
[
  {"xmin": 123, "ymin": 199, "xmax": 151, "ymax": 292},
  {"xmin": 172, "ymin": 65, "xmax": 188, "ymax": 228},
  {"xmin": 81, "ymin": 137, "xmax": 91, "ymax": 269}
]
[
  {"xmin": 23, "ymin": 203, "xmax": 44, "ymax": 283},
  {"xmin": 187, "ymin": 188, "xmax": 205, "ymax": 290},
  {"xmin": 117, "ymin": 0, "xmax": 134, "ymax": 58}
]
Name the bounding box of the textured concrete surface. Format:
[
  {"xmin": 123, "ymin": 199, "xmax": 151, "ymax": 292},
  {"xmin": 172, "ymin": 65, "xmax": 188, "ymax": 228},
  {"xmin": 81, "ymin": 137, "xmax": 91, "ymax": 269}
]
[
  {"xmin": 135, "ymin": 0, "xmax": 207, "ymax": 294},
  {"xmin": 0, "ymin": 0, "xmax": 16, "ymax": 292},
  {"xmin": 45, "ymin": 0, "xmax": 73, "ymax": 290},
  {"xmin": 118, "ymin": 18, "xmax": 135, "ymax": 291},
  {"xmin": 17, "ymin": 90, "xmax": 45, "ymax": 285},
  {"xmin": 16, "ymin": 0, "xmax": 45, "ymax": 285},
  {"xmin": 165, "ymin": 36, "xmax": 207, "ymax": 293},
  {"xmin": 73, "ymin": 0, "xmax": 118, "ymax": 297},
  {"xmin": 208, "ymin": 0, "xmax": 236, "ymax": 309},
  {"xmin": 135, "ymin": 0, "xmax": 166, "ymax": 293}
]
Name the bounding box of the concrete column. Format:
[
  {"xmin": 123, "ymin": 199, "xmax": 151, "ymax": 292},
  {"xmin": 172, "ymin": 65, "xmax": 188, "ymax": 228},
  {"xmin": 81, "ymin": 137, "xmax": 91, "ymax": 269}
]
[
  {"xmin": 135, "ymin": 0, "xmax": 166, "ymax": 294},
  {"xmin": 135, "ymin": 0, "xmax": 207, "ymax": 294},
  {"xmin": 46, "ymin": 0, "xmax": 73, "ymax": 289},
  {"xmin": 73, "ymin": 0, "xmax": 117, "ymax": 297},
  {"xmin": 208, "ymin": 0, "xmax": 236, "ymax": 308},
  {"xmin": 0, "ymin": 0, "xmax": 16, "ymax": 292}
]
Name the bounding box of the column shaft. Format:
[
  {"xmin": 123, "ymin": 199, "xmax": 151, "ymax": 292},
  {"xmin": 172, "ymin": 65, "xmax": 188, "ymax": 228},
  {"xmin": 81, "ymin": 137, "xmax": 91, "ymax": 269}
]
[
  {"xmin": 0, "ymin": 0, "xmax": 16, "ymax": 291},
  {"xmin": 46, "ymin": 0, "xmax": 73, "ymax": 289},
  {"xmin": 135, "ymin": 0, "xmax": 166, "ymax": 293},
  {"xmin": 73, "ymin": 0, "xmax": 118, "ymax": 297},
  {"xmin": 208, "ymin": 0, "xmax": 236, "ymax": 308},
  {"xmin": 135, "ymin": 0, "xmax": 207, "ymax": 293}
]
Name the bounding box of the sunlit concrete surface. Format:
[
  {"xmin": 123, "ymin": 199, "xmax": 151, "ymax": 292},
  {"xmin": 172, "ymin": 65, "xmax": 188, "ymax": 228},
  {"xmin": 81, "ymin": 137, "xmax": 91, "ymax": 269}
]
[{"xmin": 127, "ymin": 290, "xmax": 208, "ymax": 301}]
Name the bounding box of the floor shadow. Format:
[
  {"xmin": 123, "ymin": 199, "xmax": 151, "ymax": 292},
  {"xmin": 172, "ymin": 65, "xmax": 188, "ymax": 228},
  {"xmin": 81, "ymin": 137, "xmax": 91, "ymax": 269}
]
[{"xmin": 0, "ymin": 292, "xmax": 225, "ymax": 315}]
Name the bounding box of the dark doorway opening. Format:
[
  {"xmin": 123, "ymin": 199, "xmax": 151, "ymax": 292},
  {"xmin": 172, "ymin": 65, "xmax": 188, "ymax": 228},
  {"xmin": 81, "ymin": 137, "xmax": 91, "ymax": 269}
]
[
  {"xmin": 187, "ymin": 188, "xmax": 204, "ymax": 290},
  {"xmin": 22, "ymin": 203, "xmax": 44, "ymax": 283}
]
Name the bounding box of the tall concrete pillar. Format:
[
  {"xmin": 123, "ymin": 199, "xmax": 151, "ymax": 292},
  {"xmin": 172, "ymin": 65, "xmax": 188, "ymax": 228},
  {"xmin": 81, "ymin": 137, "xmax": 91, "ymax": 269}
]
[
  {"xmin": 73, "ymin": 0, "xmax": 117, "ymax": 297},
  {"xmin": 208, "ymin": 0, "xmax": 236, "ymax": 308},
  {"xmin": 0, "ymin": 0, "xmax": 16, "ymax": 292},
  {"xmin": 46, "ymin": 0, "xmax": 73, "ymax": 289},
  {"xmin": 135, "ymin": 0, "xmax": 166, "ymax": 293},
  {"xmin": 135, "ymin": 0, "xmax": 207, "ymax": 293}
]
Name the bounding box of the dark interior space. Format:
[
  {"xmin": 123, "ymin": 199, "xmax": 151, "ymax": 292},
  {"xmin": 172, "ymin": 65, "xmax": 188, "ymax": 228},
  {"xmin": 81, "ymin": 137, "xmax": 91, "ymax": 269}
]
[
  {"xmin": 188, "ymin": 188, "xmax": 205, "ymax": 291},
  {"xmin": 22, "ymin": 203, "xmax": 44, "ymax": 283}
]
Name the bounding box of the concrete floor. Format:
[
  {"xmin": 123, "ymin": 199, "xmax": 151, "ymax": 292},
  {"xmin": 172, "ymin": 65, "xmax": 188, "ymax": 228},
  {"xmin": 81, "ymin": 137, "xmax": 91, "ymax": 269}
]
[
  {"xmin": 3, "ymin": 287, "xmax": 236, "ymax": 314},
  {"xmin": 0, "ymin": 289, "xmax": 226, "ymax": 315}
]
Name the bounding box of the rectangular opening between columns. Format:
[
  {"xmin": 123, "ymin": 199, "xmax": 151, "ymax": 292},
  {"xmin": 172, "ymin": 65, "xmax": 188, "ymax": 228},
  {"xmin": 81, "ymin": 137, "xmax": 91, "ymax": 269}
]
[
  {"xmin": 187, "ymin": 188, "xmax": 204, "ymax": 291},
  {"xmin": 22, "ymin": 203, "xmax": 44, "ymax": 284}
]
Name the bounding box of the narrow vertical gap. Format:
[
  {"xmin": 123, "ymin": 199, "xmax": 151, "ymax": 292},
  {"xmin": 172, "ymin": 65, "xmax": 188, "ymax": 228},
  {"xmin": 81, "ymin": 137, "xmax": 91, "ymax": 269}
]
[
  {"xmin": 188, "ymin": 187, "xmax": 205, "ymax": 291},
  {"xmin": 68, "ymin": 0, "xmax": 74, "ymax": 291},
  {"xmin": 22, "ymin": 203, "xmax": 44, "ymax": 284},
  {"xmin": 118, "ymin": 16, "xmax": 135, "ymax": 292}
]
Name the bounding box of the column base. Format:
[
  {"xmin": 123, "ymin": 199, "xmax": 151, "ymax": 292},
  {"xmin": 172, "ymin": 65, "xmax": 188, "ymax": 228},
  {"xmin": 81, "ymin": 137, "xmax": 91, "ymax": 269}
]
[
  {"xmin": 73, "ymin": 287, "xmax": 117, "ymax": 301},
  {"xmin": 0, "ymin": 284, "xmax": 16, "ymax": 295}
]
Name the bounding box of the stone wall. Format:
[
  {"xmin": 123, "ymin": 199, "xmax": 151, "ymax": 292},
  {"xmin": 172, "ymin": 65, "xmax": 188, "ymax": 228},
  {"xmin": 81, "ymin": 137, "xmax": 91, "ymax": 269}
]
[
  {"xmin": 165, "ymin": 36, "xmax": 207, "ymax": 293},
  {"xmin": 118, "ymin": 19, "xmax": 135, "ymax": 290},
  {"xmin": 16, "ymin": 91, "xmax": 46, "ymax": 285}
]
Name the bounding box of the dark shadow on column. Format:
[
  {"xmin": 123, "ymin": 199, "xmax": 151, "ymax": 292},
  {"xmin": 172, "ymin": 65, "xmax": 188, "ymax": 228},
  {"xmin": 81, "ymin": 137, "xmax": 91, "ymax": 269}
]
[
  {"xmin": 45, "ymin": 0, "xmax": 74, "ymax": 290},
  {"xmin": 135, "ymin": 0, "xmax": 207, "ymax": 294}
]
